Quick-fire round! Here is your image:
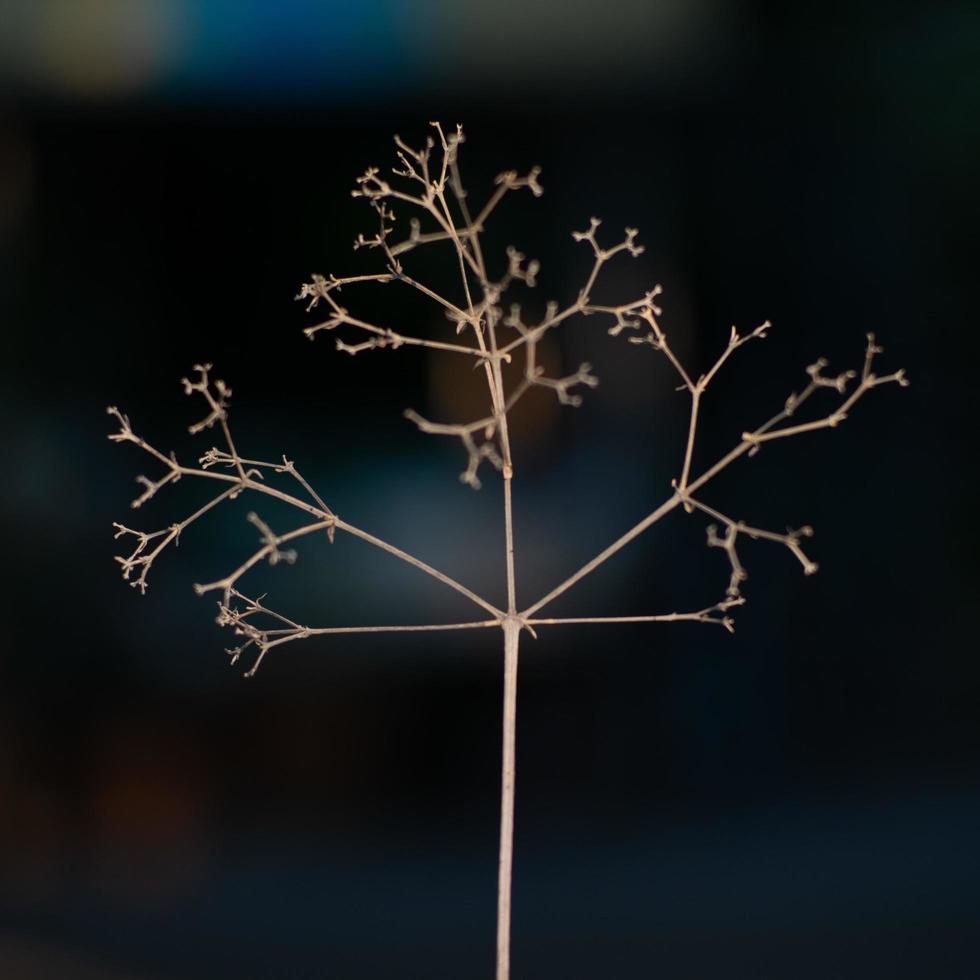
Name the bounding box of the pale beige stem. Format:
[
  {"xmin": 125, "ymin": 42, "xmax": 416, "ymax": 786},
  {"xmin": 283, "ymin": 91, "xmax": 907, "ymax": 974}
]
[
  {"xmin": 438, "ymin": 164, "xmax": 522, "ymax": 979},
  {"xmin": 503, "ymin": 475, "xmax": 517, "ymax": 612},
  {"xmin": 306, "ymin": 620, "xmax": 499, "ymax": 635},
  {"xmin": 497, "ymin": 617, "xmax": 521, "ymax": 980},
  {"xmin": 679, "ymin": 388, "xmax": 701, "ymax": 492},
  {"xmin": 521, "ymin": 492, "xmax": 683, "ymax": 618},
  {"xmin": 336, "ymin": 519, "xmax": 502, "ymax": 618},
  {"xmin": 436, "ymin": 165, "xmax": 521, "ymax": 980},
  {"xmin": 526, "ymin": 600, "xmax": 742, "ymax": 631}
]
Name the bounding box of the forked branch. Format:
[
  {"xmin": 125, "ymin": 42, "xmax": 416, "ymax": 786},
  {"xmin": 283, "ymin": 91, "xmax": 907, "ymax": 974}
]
[
  {"xmin": 108, "ymin": 364, "xmax": 503, "ymax": 664},
  {"xmin": 523, "ymin": 331, "xmax": 907, "ymax": 620}
]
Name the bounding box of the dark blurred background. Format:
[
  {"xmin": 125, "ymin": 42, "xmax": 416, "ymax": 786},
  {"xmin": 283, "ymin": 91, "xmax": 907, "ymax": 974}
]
[{"xmin": 0, "ymin": 1, "xmax": 978, "ymax": 977}]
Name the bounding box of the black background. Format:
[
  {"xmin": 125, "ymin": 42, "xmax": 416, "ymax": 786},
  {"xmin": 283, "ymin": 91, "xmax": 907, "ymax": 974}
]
[{"xmin": 1, "ymin": 2, "xmax": 978, "ymax": 977}]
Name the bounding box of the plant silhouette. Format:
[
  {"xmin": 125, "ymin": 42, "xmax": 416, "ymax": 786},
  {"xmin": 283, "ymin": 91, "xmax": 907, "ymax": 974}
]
[{"xmin": 109, "ymin": 123, "xmax": 907, "ymax": 980}]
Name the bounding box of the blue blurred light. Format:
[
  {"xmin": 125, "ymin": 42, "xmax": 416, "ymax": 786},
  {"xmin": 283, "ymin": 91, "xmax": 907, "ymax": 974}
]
[
  {"xmin": 166, "ymin": 0, "xmax": 414, "ymax": 100},
  {"xmin": 0, "ymin": 0, "xmax": 723, "ymax": 102}
]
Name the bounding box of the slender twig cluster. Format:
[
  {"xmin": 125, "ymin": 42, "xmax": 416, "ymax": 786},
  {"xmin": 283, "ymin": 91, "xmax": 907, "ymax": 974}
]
[{"xmin": 108, "ymin": 123, "xmax": 907, "ymax": 980}]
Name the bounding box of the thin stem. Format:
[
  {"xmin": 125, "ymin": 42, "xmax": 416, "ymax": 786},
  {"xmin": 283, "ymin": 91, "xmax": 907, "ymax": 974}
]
[
  {"xmin": 423, "ymin": 148, "xmax": 526, "ymax": 980},
  {"xmin": 431, "ymin": 146, "xmax": 522, "ymax": 980},
  {"xmin": 307, "ymin": 309, "xmax": 487, "ymax": 359},
  {"xmin": 195, "ymin": 519, "xmax": 334, "ymax": 600},
  {"xmin": 175, "ymin": 465, "xmax": 331, "ymax": 518},
  {"xmin": 745, "ymin": 415, "xmax": 847, "ymax": 444},
  {"xmin": 526, "ymin": 609, "xmax": 738, "ymax": 629},
  {"xmin": 306, "ymin": 620, "xmax": 499, "ymax": 635},
  {"xmin": 679, "ymin": 388, "xmax": 701, "ymax": 492},
  {"xmin": 521, "ymin": 493, "xmax": 683, "ymax": 618},
  {"xmin": 685, "ymin": 441, "xmax": 753, "ymax": 496},
  {"xmin": 431, "ymin": 152, "xmax": 516, "ymax": 614},
  {"xmin": 497, "ymin": 617, "xmax": 521, "ymax": 980},
  {"xmin": 336, "ymin": 519, "xmax": 503, "ymax": 619},
  {"xmin": 488, "ymin": 313, "xmax": 518, "ymax": 615},
  {"xmin": 503, "ymin": 475, "xmax": 517, "ymax": 614},
  {"xmin": 470, "ymin": 182, "xmax": 511, "ymax": 239}
]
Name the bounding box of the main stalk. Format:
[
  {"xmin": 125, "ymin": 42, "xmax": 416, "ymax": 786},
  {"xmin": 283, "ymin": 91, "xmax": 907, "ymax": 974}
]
[
  {"xmin": 444, "ymin": 165, "xmax": 520, "ymax": 977},
  {"xmin": 492, "ymin": 281, "xmax": 519, "ymax": 978},
  {"xmin": 497, "ymin": 615, "xmax": 521, "ymax": 980}
]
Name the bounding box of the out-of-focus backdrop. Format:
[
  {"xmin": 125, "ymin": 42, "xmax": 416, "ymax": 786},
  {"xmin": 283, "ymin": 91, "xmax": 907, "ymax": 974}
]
[{"xmin": 1, "ymin": 1, "xmax": 978, "ymax": 977}]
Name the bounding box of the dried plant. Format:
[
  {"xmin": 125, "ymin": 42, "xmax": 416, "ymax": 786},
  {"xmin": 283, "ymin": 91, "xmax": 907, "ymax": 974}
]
[{"xmin": 107, "ymin": 123, "xmax": 907, "ymax": 979}]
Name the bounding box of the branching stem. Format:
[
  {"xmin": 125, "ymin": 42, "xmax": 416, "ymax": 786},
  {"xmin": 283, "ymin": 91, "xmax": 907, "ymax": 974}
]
[{"xmin": 110, "ymin": 126, "xmax": 907, "ymax": 980}]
